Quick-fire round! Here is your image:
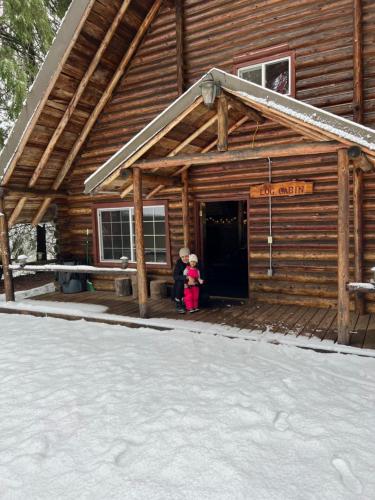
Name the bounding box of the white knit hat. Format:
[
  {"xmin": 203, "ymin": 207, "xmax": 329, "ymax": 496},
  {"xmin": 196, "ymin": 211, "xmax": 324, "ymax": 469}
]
[
  {"xmin": 189, "ymin": 253, "xmax": 198, "ymax": 263},
  {"xmin": 179, "ymin": 247, "xmax": 190, "ymax": 258}
]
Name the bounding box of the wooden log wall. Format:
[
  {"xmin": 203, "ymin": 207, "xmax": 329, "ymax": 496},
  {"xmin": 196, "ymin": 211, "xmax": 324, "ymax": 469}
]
[{"xmin": 53, "ymin": 0, "xmax": 375, "ymax": 310}]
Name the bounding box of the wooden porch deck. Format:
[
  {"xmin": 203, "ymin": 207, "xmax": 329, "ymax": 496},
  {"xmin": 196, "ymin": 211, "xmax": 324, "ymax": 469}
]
[{"xmin": 31, "ymin": 290, "xmax": 375, "ymax": 350}]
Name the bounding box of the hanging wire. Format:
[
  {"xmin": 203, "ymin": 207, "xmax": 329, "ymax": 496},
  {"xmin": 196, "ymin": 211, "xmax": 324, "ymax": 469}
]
[{"xmin": 268, "ymin": 157, "xmax": 273, "ymax": 276}]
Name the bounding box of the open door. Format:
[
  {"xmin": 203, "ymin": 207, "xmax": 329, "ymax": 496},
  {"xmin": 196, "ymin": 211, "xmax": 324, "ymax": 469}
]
[{"xmin": 198, "ymin": 200, "xmax": 248, "ymax": 298}]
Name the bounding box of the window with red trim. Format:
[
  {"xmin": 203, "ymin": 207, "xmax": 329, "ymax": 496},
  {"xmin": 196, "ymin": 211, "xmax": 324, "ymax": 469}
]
[
  {"xmin": 93, "ymin": 202, "xmax": 169, "ymax": 266},
  {"xmin": 233, "ymin": 46, "xmax": 295, "ymax": 97}
]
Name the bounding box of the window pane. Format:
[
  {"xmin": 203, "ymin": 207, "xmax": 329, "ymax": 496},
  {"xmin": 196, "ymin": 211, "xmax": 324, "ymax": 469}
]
[
  {"xmin": 101, "ymin": 222, "xmax": 111, "ymax": 236},
  {"xmin": 265, "ymin": 59, "xmax": 289, "ymax": 94},
  {"xmin": 239, "ymin": 67, "xmax": 262, "ymax": 86},
  {"xmin": 153, "ymin": 206, "xmax": 165, "ymax": 218},
  {"xmin": 110, "ymin": 211, "xmax": 120, "ymax": 223},
  {"xmin": 121, "ymin": 248, "xmax": 131, "ymax": 259},
  {"xmin": 154, "ymin": 221, "xmax": 165, "ymax": 235},
  {"xmin": 113, "ymin": 248, "xmax": 123, "ymax": 260},
  {"xmin": 122, "ymin": 234, "xmax": 130, "ymax": 248},
  {"xmin": 120, "ymin": 210, "xmax": 129, "ymax": 222},
  {"xmin": 103, "ymin": 248, "xmax": 113, "ymax": 260},
  {"xmin": 144, "ymin": 235, "xmax": 154, "ymax": 248},
  {"xmin": 155, "ymin": 235, "xmax": 165, "ymax": 248},
  {"xmin": 113, "ymin": 236, "xmax": 122, "ymax": 248},
  {"xmin": 145, "ymin": 249, "xmax": 155, "ymax": 261},
  {"xmin": 143, "ymin": 221, "xmax": 154, "ymax": 235},
  {"xmin": 155, "ymin": 250, "xmax": 166, "ymax": 263},
  {"xmin": 101, "ymin": 211, "xmax": 110, "ymax": 223}
]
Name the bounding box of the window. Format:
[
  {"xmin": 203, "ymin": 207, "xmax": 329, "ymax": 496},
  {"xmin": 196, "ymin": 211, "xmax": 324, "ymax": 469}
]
[
  {"xmin": 237, "ymin": 56, "xmax": 292, "ymax": 95},
  {"xmin": 97, "ymin": 205, "xmax": 167, "ymax": 264}
]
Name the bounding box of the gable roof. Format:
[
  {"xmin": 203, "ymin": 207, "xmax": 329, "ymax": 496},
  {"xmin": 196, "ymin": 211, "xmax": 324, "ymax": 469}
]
[
  {"xmin": 0, "ymin": 0, "xmax": 94, "ymax": 179},
  {"xmin": 84, "ymin": 67, "xmax": 375, "ymax": 194}
]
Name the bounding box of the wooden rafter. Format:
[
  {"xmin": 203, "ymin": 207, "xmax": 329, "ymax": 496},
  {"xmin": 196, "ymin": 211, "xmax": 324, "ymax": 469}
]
[
  {"xmin": 146, "ymin": 115, "xmax": 249, "ymax": 199},
  {"xmin": 28, "ymin": 0, "xmax": 133, "ymax": 188},
  {"xmin": 31, "ymin": 0, "xmax": 164, "ymax": 226},
  {"xmin": 115, "ymin": 96, "xmax": 204, "ymax": 197},
  {"xmin": 1, "ymin": 0, "xmax": 96, "ymax": 187}
]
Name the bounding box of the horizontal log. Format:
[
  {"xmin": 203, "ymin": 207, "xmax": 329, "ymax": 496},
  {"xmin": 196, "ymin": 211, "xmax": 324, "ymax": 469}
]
[
  {"xmin": 120, "ymin": 170, "xmax": 180, "ymax": 186},
  {"xmin": 134, "ymin": 141, "xmax": 341, "ymax": 169}
]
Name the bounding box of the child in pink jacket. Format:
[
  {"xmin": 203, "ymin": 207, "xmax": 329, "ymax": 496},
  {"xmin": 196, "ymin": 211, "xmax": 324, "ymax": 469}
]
[{"xmin": 183, "ymin": 254, "xmax": 204, "ymax": 312}]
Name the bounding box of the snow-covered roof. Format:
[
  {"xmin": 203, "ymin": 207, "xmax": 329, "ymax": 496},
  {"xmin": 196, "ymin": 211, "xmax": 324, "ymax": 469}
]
[{"xmin": 84, "ymin": 68, "xmax": 375, "ymax": 194}]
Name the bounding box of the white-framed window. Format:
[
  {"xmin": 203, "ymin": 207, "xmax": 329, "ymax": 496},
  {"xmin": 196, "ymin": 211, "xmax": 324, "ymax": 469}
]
[
  {"xmin": 97, "ymin": 205, "xmax": 166, "ymax": 264},
  {"xmin": 238, "ymin": 56, "xmax": 291, "ymax": 95}
]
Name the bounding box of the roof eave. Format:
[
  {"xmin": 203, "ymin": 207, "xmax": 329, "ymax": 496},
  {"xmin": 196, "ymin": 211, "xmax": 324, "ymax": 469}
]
[{"xmin": 0, "ymin": 0, "xmax": 94, "ymax": 180}]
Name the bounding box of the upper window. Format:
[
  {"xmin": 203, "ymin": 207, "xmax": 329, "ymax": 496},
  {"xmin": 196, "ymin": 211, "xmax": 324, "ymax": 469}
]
[
  {"xmin": 97, "ymin": 205, "xmax": 167, "ymax": 264},
  {"xmin": 238, "ymin": 56, "xmax": 291, "ymax": 95}
]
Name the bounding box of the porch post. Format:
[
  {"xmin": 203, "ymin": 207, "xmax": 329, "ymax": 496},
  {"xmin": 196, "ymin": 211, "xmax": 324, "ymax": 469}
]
[
  {"xmin": 182, "ymin": 170, "xmax": 190, "ymax": 248},
  {"xmin": 217, "ymin": 93, "xmax": 228, "ymax": 152},
  {"xmin": 353, "ymin": 167, "xmax": 365, "ymax": 314},
  {"xmin": 337, "ymin": 149, "xmax": 350, "ymax": 345},
  {"xmin": 133, "ymin": 167, "xmax": 148, "ymax": 318},
  {"xmin": 0, "ymin": 189, "xmax": 15, "ymax": 302}
]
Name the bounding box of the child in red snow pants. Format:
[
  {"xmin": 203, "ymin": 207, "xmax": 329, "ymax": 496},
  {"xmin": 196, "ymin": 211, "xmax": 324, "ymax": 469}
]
[
  {"xmin": 184, "ymin": 285, "xmax": 200, "ymax": 311},
  {"xmin": 183, "ymin": 254, "xmax": 202, "ymax": 312}
]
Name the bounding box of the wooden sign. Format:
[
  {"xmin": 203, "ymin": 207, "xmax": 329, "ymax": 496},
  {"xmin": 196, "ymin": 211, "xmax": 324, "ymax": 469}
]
[{"xmin": 250, "ymin": 180, "xmax": 314, "ymax": 198}]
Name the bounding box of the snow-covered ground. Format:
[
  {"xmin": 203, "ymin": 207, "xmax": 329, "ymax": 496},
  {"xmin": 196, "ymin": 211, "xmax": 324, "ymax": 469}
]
[{"xmin": 1, "ymin": 314, "xmax": 375, "ymax": 499}]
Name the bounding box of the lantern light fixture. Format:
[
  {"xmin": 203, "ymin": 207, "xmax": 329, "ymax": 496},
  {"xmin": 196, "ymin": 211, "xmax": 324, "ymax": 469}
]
[{"xmin": 200, "ymin": 74, "xmax": 220, "ymax": 108}]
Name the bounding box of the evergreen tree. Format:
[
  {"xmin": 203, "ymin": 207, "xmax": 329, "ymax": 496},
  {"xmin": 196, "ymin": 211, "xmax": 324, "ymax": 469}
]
[{"xmin": 0, "ymin": 0, "xmax": 72, "ymax": 148}]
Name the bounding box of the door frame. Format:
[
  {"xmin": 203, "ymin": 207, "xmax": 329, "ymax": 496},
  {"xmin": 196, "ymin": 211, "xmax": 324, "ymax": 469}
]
[{"xmin": 194, "ymin": 196, "xmax": 250, "ymax": 299}]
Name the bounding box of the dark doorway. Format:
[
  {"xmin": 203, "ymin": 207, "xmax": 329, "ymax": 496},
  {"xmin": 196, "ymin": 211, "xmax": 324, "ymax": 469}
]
[{"xmin": 200, "ymin": 200, "xmax": 248, "ymax": 298}]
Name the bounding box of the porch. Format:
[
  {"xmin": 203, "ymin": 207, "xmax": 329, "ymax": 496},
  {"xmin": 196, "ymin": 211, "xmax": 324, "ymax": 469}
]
[{"xmin": 18, "ymin": 290, "xmax": 375, "ymax": 351}]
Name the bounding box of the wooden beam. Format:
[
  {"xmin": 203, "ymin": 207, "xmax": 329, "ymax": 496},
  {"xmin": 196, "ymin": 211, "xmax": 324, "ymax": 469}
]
[
  {"xmin": 182, "ymin": 170, "xmax": 189, "ymax": 248},
  {"xmin": 224, "ymin": 93, "xmax": 264, "ymax": 123},
  {"xmin": 175, "ymin": 0, "xmax": 184, "ymax": 95},
  {"xmin": 217, "ymin": 93, "xmax": 228, "ymax": 152},
  {"xmin": 133, "ymin": 167, "xmax": 148, "ymax": 318},
  {"xmin": 0, "ymin": 190, "xmax": 15, "ymax": 301},
  {"xmin": 121, "ymin": 170, "xmax": 179, "ymax": 186},
  {"xmin": 53, "ymin": 0, "xmax": 163, "ymax": 191},
  {"xmin": 28, "ymin": 0, "xmax": 132, "ymax": 188},
  {"xmin": 337, "ymin": 149, "xmax": 350, "ymax": 345},
  {"xmin": 353, "ymin": 167, "xmax": 365, "ymax": 314},
  {"xmin": 32, "ymin": 0, "xmax": 163, "ymax": 224},
  {"xmin": 5, "ymin": 187, "xmax": 67, "ymax": 199},
  {"xmin": 1, "ymin": 0, "xmax": 96, "ymax": 186},
  {"xmin": 348, "ymin": 146, "xmax": 374, "ymax": 172},
  {"xmin": 8, "ymin": 197, "xmax": 27, "ymax": 227},
  {"xmin": 32, "ymin": 197, "xmax": 53, "ymax": 227},
  {"xmin": 117, "ymin": 96, "xmax": 203, "ymax": 196},
  {"xmin": 353, "ymin": 0, "xmax": 363, "ymax": 123},
  {"xmin": 135, "ymin": 141, "xmax": 341, "ymax": 170},
  {"xmin": 146, "ymin": 115, "xmax": 249, "ymax": 199}
]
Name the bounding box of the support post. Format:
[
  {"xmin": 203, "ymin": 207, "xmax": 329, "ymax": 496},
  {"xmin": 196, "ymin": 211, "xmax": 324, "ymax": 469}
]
[
  {"xmin": 337, "ymin": 149, "xmax": 350, "ymax": 345},
  {"xmin": 182, "ymin": 170, "xmax": 190, "ymax": 248},
  {"xmin": 353, "ymin": 0, "xmax": 363, "ymax": 123},
  {"xmin": 353, "ymin": 167, "xmax": 365, "ymax": 314},
  {"xmin": 133, "ymin": 167, "xmax": 148, "ymax": 318},
  {"xmin": 217, "ymin": 93, "xmax": 228, "ymax": 152},
  {"xmin": 0, "ymin": 190, "xmax": 15, "ymax": 301}
]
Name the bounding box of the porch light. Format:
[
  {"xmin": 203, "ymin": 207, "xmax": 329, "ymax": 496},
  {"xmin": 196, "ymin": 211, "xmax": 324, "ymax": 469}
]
[{"xmin": 200, "ymin": 75, "xmax": 220, "ymax": 108}]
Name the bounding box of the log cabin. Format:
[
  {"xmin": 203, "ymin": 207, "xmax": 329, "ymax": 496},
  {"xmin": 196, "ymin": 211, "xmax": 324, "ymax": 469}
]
[{"xmin": 1, "ymin": 0, "xmax": 375, "ymax": 344}]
